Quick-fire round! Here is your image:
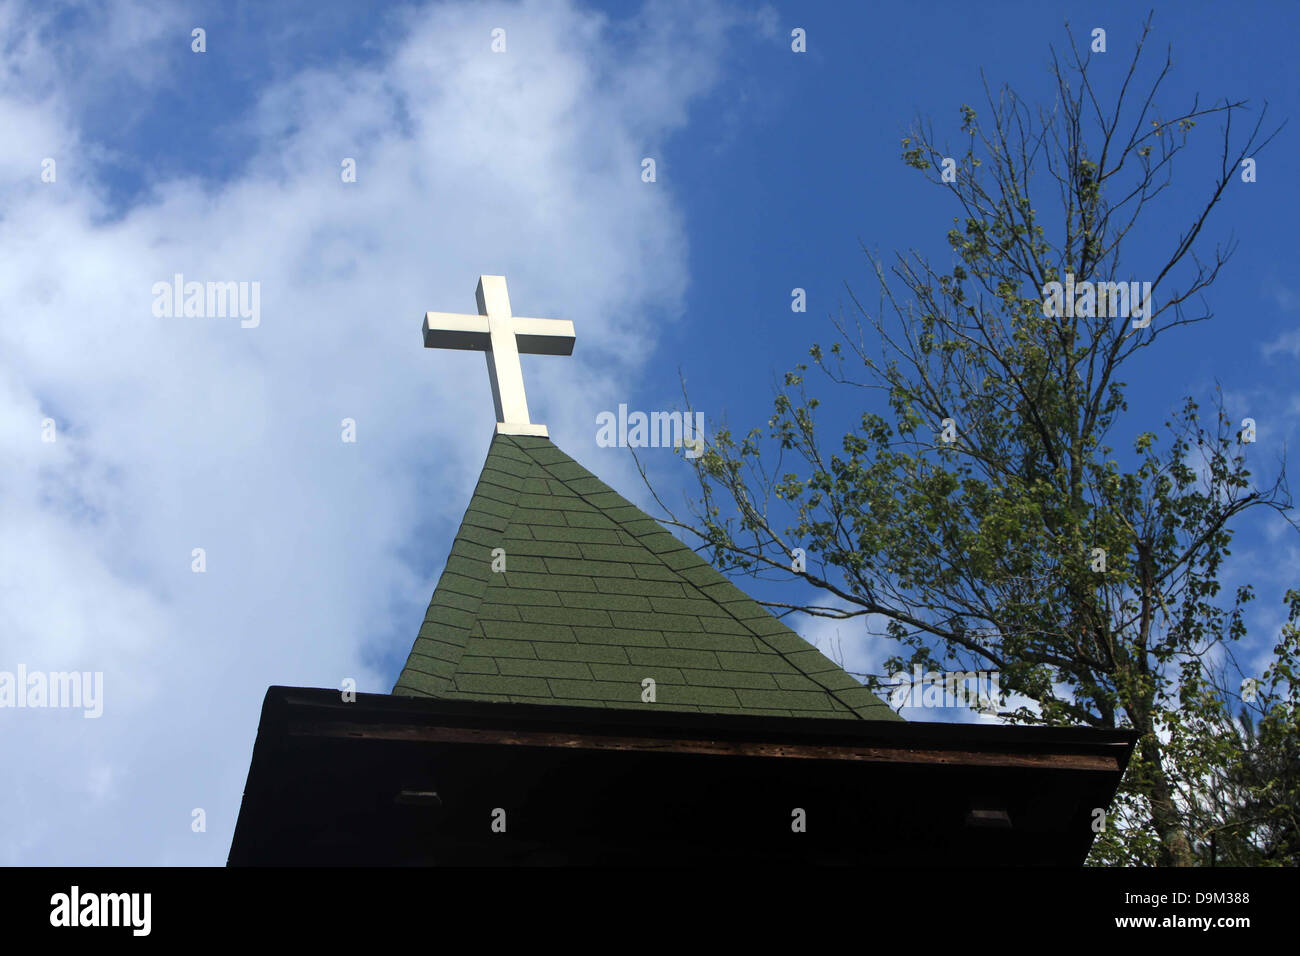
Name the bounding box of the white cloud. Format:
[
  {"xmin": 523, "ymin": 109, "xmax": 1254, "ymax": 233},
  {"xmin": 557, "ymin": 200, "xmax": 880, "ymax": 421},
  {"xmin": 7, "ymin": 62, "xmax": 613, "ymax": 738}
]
[
  {"xmin": 0, "ymin": 0, "xmax": 752, "ymax": 863},
  {"xmin": 1260, "ymin": 280, "xmax": 1300, "ymax": 359}
]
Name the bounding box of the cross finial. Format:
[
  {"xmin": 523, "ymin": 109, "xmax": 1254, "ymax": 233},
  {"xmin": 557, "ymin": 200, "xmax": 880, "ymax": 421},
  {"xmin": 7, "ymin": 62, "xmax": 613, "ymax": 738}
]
[{"xmin": 422, "ymin": 276, "xmax": 576, "ymax": 438}]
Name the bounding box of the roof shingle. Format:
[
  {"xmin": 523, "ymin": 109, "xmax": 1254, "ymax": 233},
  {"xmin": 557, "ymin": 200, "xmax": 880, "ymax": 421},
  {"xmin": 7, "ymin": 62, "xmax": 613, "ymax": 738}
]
[{"xmin": 393, "ymin": 434, "xmax": 899, "ymax": 721}]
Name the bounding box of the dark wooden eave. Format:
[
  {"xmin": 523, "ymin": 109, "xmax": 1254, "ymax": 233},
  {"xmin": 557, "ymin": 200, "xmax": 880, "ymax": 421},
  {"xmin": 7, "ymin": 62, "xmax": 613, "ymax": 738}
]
[{"xmin": 229, "ymin": 686, "xmax": 1137, "ymax": 866}]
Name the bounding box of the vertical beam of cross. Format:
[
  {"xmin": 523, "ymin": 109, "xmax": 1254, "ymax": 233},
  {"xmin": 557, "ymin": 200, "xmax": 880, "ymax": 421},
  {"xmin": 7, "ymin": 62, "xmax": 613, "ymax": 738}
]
[{"xmin": 422, "ymin": 276, "xmax": 576, "ymax": 438}]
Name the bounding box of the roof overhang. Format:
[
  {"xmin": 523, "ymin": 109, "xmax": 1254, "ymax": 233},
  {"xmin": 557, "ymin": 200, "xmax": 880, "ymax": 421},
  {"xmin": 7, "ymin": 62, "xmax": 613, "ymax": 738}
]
[{"xmin": 229, "ymin": 686, "xmax": 1137, "ymax": 865}]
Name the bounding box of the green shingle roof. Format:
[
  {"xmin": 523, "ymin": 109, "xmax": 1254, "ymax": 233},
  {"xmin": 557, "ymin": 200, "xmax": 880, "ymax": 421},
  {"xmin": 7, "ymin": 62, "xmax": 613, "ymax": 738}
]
[{"xmin": 393, "ymin": 433, "xmax": 899, "ymax": 721}]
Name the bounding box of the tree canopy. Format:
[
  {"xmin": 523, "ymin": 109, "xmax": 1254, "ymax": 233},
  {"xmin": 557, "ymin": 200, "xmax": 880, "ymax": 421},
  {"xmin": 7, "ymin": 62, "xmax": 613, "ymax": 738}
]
[{"xmin": 646, "ymin": 17, "xmax": 1298, "ymax": 865}]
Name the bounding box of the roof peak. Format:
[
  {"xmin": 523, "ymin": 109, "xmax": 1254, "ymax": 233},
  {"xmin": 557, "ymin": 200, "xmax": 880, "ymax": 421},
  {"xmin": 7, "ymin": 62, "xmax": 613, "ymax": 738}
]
[{"xmin": 394, "ymin": 433, "xmax": 898, "ymax": 722}]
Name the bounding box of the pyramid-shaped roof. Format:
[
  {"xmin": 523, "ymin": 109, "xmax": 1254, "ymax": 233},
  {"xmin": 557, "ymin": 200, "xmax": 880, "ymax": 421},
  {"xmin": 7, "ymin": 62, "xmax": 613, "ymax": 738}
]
[{"xmin": 394, "ymin": 434, "xmax": 898, "ymax": 721}]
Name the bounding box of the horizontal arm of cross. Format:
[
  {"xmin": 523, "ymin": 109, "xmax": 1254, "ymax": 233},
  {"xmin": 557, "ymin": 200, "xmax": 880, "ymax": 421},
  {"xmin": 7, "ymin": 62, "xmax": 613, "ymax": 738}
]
[{"xmin": 422, "ymin": 313, "xmax": 576, "ymax": 355}]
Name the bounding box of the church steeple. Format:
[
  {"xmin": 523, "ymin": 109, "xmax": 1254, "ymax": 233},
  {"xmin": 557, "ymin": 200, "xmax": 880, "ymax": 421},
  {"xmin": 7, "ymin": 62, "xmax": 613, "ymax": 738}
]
[{"xmin": 395, "ymin": 431, "xmax": 899, "ymax": 721}]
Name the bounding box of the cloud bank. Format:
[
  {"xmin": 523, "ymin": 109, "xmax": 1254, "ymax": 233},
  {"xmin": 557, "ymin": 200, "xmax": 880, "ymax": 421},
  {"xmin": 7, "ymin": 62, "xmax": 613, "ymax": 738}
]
[{"xmin": 0, "ymin": 0, "xmax": 753, "ymax": 864}]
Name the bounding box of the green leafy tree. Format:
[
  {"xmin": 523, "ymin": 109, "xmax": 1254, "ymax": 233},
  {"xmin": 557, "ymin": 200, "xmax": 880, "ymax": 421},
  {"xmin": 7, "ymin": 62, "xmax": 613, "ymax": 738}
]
[
  {"xmin": 647, "ymin": 18, "xmax": 1294, "ymax": 865},
  {"xmin": 1152, "ymin": 595, "xmax": 1300, "ymax": 866}
]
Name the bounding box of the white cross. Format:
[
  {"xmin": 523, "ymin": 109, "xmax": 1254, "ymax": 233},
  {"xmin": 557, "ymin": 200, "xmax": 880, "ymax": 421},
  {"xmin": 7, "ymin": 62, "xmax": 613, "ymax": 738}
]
[{"xmin": 422, "ymin": 275, "xmax": 576, "ymax": 438}]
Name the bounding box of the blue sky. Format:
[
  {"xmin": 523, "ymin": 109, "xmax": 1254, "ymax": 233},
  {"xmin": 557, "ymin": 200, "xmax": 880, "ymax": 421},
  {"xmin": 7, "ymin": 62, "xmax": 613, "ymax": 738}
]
[{"xmin": 1, "ymin": 0, "xmax": 1296, "ymax": 864}]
